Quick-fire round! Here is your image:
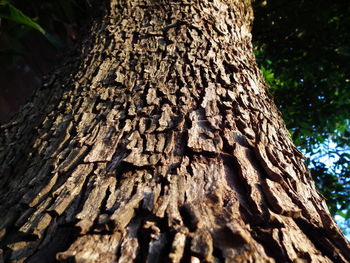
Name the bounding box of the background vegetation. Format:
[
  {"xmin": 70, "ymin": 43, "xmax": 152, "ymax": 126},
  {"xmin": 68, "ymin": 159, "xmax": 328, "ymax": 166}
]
[
  {"xmin": 0, "ymin": 0, "xmax": 349, "ymax": 235},
  {"xmin": 253, "ymin": 0, "xmax": 350, "ymax": 235}
]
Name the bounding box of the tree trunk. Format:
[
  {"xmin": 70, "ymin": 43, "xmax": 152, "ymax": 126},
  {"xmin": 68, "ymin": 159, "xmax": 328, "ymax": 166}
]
[{"xmin": 0, "ymin": 0, "xmax": 349, "ymax": 262}]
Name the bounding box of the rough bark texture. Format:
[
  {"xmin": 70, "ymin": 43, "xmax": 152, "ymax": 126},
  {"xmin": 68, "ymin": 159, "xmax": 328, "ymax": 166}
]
[{"xmin": 0, "ymin": 0, "xmax": 349, "ymax": 262}]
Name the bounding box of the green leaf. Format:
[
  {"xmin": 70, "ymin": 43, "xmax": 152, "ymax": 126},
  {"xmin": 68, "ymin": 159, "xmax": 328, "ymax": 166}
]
[
  {"xmin": 0, "ymin": 1, "xmax": 66, "ymax": 49},
  {"xmin": 0, "ymin": 0, "xmax": 45, "ymax": 34},
  {"xmin": 344, "ymin": 209, "xmax": 350, "ymax": 220}
]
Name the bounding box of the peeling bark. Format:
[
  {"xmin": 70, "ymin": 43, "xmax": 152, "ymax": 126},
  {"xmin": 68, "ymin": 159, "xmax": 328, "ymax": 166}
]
[{"xmin": 0, "ymin": 0, "xmax": 349, "ymax": 262}]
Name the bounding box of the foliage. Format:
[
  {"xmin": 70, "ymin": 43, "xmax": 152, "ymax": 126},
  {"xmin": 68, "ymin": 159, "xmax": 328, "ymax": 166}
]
[
  {"xmin": 0, "ymin": 0, "xmax": 91, "ymax": 67},
  {"xmin": 253, "ymin": 0, "xmax": 350, "ymax": 227},
  {"xmin": 0, "ymin": 0, "xmax": 45, "ymax": 34}
]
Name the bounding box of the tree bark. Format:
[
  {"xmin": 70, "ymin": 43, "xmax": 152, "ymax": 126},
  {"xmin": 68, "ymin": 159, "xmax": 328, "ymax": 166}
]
[{"xmin": 0, "ymin": 0, "xmax": 349, "ymax": 262}]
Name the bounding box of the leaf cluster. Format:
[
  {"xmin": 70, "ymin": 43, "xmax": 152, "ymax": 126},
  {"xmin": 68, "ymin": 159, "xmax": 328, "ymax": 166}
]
[
  {"xmin": 253, "ymin": 0, "xmax": 350, "ymax": 227},
  {"xmin": 0, "ymin": 0, "xmax": 91, "ymax": 67}
]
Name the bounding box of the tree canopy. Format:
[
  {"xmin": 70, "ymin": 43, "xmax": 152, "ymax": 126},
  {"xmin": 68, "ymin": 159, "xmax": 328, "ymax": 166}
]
[{"xmin": 253, "ymin": 0, "xmax": 350, "ymax": 232}]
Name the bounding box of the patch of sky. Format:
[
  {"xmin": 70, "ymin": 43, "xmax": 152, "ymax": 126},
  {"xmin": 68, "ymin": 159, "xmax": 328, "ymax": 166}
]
[{"xmin": 301, "ymin": 138, "xmax": 350, "ymax": 240}]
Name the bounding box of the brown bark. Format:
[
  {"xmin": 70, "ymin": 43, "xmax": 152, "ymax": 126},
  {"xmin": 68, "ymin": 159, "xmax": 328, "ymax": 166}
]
[{"xmin": 0, "ymin": 0, "xmax": 349, "ymax": 262}]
